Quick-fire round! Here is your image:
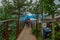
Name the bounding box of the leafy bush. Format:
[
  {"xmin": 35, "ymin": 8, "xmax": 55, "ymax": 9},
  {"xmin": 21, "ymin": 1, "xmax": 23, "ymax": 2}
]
[
  {"xmin": 55, "ymin": 23, "xmax": 60, "ymax": 40},
  {"xmin": 32, "ymin": 25, "xmax": 42, "ymax": 40},
  {"xmin": 55, "ymin": 32, "xmax": 60, "ymax": 40}
]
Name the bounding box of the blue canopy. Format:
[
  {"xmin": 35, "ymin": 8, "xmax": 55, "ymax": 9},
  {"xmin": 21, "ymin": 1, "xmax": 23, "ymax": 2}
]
[
  {"xmin": 20, "ymin": 14, "xmax": 36, "ymax": 21},
  {"xmin": 20, "ymin": 13, "xmax": 46, "ymax": 22}
]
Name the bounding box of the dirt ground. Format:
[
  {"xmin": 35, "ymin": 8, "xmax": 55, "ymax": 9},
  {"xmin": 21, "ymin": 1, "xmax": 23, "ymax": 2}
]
[{"xmin": 17, "ymin": 26, "xmax": 37, "ymax": 40}]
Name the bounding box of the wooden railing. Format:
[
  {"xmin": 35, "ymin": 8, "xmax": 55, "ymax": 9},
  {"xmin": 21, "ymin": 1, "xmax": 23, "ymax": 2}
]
[
  {"xmin": 0, "ymin": 19, "xmax": 57, "ymax": 40},
  {"xmin": 0, "ymin": 19, "xmax": 20, "ymax": 40},
  {"xmin": 0, "ymin": 19, "xmax": 38, "ymax": 40}
]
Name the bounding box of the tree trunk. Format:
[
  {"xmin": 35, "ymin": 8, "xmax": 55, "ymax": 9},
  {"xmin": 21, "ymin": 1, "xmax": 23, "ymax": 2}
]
[{"xmin": 16, "ymin": 0, "xmax": 20, "ymax": 39}]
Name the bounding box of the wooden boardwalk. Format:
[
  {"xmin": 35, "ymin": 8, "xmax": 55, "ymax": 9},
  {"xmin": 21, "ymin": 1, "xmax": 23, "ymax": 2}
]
[{"xmin": 17, "ymin": 26, "xmax": 37, "ymax": 40}]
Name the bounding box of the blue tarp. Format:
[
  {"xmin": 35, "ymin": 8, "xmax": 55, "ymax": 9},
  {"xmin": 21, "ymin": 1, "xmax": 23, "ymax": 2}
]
[
  {"xmin": 20, "ymin": 13, "xmax": 46, "ymax": 22},
  {"xmin": 20, "ymin": 14, "xmax": 36, "ymax": 21}
]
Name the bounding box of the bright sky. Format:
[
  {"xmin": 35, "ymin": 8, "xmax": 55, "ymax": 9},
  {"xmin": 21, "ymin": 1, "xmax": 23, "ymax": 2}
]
[
  {"xmin": 54, "ymin": 0, "xmax": 60, "ymax": 5},
  {"xmin": 0, "ymin": 0, "xmax": 60, "ymax": 6},
  {"xmin": 0, "ymin": 0, "xmax": 2, "ymax": 6}
]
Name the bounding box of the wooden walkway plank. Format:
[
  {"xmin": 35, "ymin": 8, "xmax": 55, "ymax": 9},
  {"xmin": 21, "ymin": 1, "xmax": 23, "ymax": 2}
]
[{"xmin": 17, "ymin": 26, "xmax": 37, "ymax": 40}]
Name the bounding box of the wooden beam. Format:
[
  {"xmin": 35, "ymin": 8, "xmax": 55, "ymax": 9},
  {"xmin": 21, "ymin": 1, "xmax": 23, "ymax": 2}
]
[{"xmin": 16, "ymin": 20, "xmax": 19, "ymax": 39}]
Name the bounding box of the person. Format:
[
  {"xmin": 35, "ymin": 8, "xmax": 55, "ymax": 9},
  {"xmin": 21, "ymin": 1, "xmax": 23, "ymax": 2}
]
[
  {"xmin": 43, "ymin": 22, "xmax": 52, "ymax": 40},
  {"xmin": 24, "ymin": 18, "xmax": 32, "ymax": 27}
]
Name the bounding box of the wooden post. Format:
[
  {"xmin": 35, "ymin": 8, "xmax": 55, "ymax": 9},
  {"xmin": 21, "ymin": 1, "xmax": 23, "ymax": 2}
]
[
  {"xmin": 5, "ymin": 21, "xmax": 9, "ymax": 40},
  {"xmin": 52, "ymin": 23, "xmax": 55, "ymax": 40},
  {"xmin": 36, "ymin": 20, "xmax": 38, "ymax": 40},
  {"xmin": 16, "ymin": 20, "xmax": 19, "ymax": 39}
]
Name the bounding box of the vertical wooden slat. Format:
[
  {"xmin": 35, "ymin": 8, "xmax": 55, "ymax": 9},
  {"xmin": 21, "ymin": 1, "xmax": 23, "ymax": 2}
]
[{"xmin": 5, "ymin": 21, "xmax": 9, "ymax": 40}]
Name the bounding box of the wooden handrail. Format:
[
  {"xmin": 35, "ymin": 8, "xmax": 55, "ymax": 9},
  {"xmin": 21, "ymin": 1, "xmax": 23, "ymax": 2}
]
[
  {"xmin": 0, "ymin": 19, "xmax": 17, "ymax": 23},
  {"xmin": 0, "ymin": 19, "xmax": 18, "ymax": 40}
]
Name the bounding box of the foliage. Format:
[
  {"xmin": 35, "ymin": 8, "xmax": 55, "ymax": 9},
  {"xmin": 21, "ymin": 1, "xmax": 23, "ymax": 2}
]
[
  {"xmin": 0, "ymin": 0, "xmax": 33, "ymax": 20},
  {"xmin": 40, "ymin": 0, "xmax": 57, "ymax": 16},
  {"xmin": 55, "ymin": 32, "xmax": 60, "ymax": 40},
  {"xmin": 32, "ymin": 25, "xmax": 42, "ymax": 40},
  {"xmin": 0, "ymin": 0, "xmax": 60, "ymax": 40},
  {"xmin": 29, "ymin": 1, "xmax": 41, "ymax": 14},
  {"xmin": 0, "ymin": 23, "xmax": 6, "ymax": 40},
  {"xmin": 55, "ymin": 23, "xmax": 60, "ymax": 40},
  {"xmin": 9, "ymin": 29, "xmax": 16, "ymax": 40},
  {"xmin": 55, "ymin": 23, "xmax": 60, "ymax": 31}
]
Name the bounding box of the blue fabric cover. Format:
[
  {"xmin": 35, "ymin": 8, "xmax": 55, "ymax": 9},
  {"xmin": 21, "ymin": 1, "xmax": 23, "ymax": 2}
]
[{"xmin": 43, "ymin": 27, "xmax": 51, "ymax": 38}]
